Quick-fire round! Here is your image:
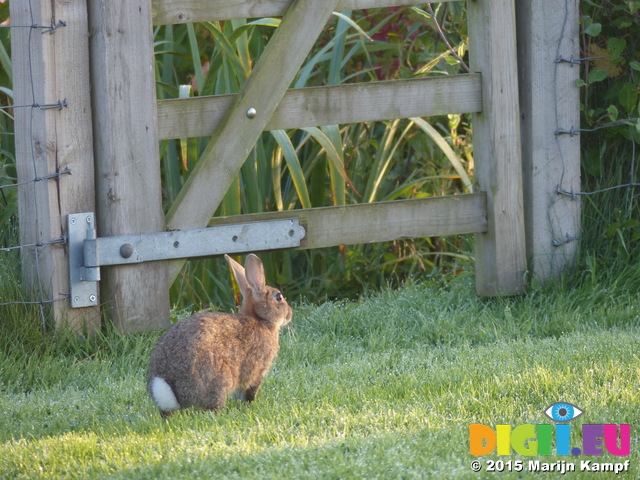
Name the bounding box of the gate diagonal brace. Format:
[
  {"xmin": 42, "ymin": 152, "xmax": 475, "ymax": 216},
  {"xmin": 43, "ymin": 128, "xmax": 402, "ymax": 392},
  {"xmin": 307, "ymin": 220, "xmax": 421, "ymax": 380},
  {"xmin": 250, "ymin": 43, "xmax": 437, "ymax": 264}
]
[{"xmin": 67, "ymin": 213, "xmax": 306, "ymax": 308}]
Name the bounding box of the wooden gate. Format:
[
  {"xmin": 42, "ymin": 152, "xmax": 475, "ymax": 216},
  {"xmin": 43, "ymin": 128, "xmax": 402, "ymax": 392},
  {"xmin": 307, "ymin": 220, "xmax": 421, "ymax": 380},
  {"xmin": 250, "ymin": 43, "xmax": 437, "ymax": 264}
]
[{"xmin": 11, "ymin": 0, "xmax": 580, "ymax": 333}]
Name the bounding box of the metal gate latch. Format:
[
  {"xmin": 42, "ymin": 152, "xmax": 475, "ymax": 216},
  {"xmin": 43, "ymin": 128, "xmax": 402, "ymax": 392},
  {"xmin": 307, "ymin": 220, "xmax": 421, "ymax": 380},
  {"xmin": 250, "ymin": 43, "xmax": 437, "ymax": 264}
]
[{"xmin": 67, "ymin": 213, "xmax": 306, "ymax": 308}]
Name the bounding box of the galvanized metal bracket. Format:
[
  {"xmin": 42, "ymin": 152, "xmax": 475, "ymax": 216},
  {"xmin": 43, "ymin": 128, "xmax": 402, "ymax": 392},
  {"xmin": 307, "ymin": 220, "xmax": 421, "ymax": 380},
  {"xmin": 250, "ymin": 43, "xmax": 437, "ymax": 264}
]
[
  {"xmin": 68, "ymin": 212, "xmax": 100, "ymax": 308},
  {"xmin": 67, "ymin": 213, "xmax": 306, "ymax": 308}
]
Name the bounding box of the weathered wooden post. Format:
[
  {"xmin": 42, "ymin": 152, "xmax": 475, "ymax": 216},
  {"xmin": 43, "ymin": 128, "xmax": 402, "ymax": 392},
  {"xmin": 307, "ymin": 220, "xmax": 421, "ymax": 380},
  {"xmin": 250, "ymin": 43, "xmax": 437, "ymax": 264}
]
[
  {"xmin": 10, "ymin": 0, "xmax": 101, "ymax": 333},
  {"xmin": 516, "ymin": 0, "xmax": 581, "ymax": 281},
  {"xmin": 87, "ymin": 0, "xmax": 170, "ymax": 332},
  {"xmin": 467, "ymin": 0, "xmax": 527, "ymax": 295}
]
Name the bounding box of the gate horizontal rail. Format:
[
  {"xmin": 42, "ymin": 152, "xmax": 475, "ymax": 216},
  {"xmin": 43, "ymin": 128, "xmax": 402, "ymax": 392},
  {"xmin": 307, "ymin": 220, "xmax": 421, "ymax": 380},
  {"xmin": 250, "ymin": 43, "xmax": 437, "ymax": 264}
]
[
  {"xmin": 208, "ymin": 193, "xmax": 487, "ymax": 250},
  {"xmin": 152, "ymin": 0, "xmax": 460, "ymax": 25},
  {"xmin": 157, "ymin": 74, "xmax": 482, "ymax": 140}
]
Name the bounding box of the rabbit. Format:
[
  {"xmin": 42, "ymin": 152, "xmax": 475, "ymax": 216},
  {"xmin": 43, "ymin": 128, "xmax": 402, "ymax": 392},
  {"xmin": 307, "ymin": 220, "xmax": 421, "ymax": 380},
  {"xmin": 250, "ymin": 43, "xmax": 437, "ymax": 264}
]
[{"xmin": 147, "ymin": 253, "xmax": 292, "ymax": 416}]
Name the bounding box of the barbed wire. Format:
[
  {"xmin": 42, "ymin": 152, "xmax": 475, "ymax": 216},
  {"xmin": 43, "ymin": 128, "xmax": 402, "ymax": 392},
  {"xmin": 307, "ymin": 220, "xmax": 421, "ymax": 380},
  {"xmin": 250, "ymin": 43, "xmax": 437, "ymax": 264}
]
[
  {"xmin": 557, "ymin": 182, "xmax": 640, "ymax": 199},
  {"xmin": 0, "ymin": 1, "xmax": 69, "ymax": 327},
  {"xmin": 0, "ymin": 167, "xmax": 72, "ymax": 190},
  {"xmin": 0, "ymin": 295, "xmax": 70, "ymax": 307},
  {"xmin": 0, "ymin": 237, "xmax": 66, "ymax": 253},
  {"xmin": 0, "ymin": 20, "xmax": 66, "ymax": 34},
  {"xmin": 551, "ymin": 1, "xmax": 639, "ymax": 250},
  {"xmin": 556, "ymin": 118, "xmax": 640, "ymax": 136},
  {"xmin": 549, "ymin": 0, "xmax": 580, "ymax": 251},
  {"xmin": 1, "ymin": 0, "xmax": 638, "ymax": 320},
  {"xmin": 555, "ymin": 54, "xmax": 612, "ymax": 65},
  {"xmin": 0, "ymin": 99, "xmax": 68, "ymax": 110}
]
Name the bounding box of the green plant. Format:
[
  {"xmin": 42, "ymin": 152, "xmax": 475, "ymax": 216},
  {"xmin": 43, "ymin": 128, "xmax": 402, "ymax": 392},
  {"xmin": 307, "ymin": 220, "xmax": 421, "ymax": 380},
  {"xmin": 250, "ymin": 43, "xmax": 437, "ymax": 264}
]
[
  {"xmin": 3, "ymin": 2, "xmax": 637, "ymax": 314},
  {"xmin": 155, "ymin": 7, "xmax": 473, "ymax": 310},
  {"xmin": 578, "ymin": 0, "xmax": 640, "ymax": 266},
  {"xmin": 0, "ymin": 14, "xmax": 16, "ymax": 249}
]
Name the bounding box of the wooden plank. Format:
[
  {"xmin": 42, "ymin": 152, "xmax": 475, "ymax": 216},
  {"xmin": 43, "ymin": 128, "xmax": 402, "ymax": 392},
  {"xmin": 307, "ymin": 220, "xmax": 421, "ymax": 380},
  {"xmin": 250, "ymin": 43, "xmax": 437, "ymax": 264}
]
[
  {"xmin": 165, "ymin": 0, "xmax": 341, "ymax": 282},
  {"xmin": 157, "ymin": 74, "xmax": 482, "ymax": 140},
  {"xmin": 467, "ymin": 0, "xmax": 527, "ymax": 295},
  {"xmin": 209, "ymin": 194, "xmax": 487, "ymax": 250},
  {"xmin": 516, "ymin": 0, "xmax": 580, "ymax": 281},
  {"xmin": 153, "ymin": 0, "xmax": 459, "ymax": 25},
  {"xmin": 10, "ymin": 0, "xmax": 101, "ymax": 333},
  {"xmin": 87, "ymin": 0, "xmax": 170, "ymax": 332}
]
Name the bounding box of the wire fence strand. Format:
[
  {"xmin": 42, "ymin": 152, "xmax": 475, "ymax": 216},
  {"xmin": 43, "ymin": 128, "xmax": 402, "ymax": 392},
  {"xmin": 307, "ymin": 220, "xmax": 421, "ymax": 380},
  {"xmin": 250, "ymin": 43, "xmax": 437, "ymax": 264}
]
[
  {"xmin": 0, "ymin": 2, "xmax": 70, "ymax": 327},
  {"xmin": 1, "ymin": 0, "xmax": 638, "ymax": 320},
  {"xmin": 0, "ymin": 167, "xmax": 72, "ymax": 190},
  {"xmin": 551, "ymin": 3, "xmax": 639, "ymax": 249}
]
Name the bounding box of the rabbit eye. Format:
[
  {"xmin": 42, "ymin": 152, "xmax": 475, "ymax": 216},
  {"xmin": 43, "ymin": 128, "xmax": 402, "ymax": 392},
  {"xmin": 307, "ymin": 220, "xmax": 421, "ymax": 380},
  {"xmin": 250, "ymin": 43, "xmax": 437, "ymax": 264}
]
[{"xmin": 274, "ymin": 292, "xmax": 284, "ymax": 302}]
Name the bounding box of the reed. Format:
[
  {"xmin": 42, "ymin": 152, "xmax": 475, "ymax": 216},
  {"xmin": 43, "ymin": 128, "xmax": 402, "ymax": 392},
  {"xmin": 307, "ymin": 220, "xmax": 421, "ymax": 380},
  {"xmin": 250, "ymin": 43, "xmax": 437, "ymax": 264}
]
[{"xmin": 154, "ymin": 6, "xmax": 472, "ymax": 309}]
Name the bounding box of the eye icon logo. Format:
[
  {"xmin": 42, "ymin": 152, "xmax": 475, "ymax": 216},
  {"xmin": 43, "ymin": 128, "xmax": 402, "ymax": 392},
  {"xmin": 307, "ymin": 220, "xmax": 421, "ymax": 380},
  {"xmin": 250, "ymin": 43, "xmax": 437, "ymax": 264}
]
[{"xmin": 545, "ymin": 402, "xmax": 583, "ymax": 422}]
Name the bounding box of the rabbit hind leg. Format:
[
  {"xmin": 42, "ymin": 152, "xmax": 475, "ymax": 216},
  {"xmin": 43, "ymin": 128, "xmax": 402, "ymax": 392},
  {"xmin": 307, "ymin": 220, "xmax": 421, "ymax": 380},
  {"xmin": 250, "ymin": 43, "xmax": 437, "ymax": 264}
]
[
  {"xmin": 201, "ymin": 378, "xmax": 233, "ymax": 412},
  {"xmin": 243, "ymin": 383, "xmax": 262, "ymax": 403}
]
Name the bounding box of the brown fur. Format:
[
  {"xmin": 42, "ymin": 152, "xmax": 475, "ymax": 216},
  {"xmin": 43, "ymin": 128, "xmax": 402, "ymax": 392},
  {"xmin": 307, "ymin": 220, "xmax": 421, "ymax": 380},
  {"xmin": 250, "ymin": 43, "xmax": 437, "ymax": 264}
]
[{"xmin": 147, "ymin": 254, "xmax": 292, "ymax": 415}]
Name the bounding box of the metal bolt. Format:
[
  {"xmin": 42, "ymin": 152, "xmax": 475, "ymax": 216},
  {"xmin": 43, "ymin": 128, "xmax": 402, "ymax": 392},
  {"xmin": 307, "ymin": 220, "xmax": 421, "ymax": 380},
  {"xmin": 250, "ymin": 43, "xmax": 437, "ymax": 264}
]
[
  {"xmin": 232, "ymin": 235, "xmax": 239, "ymax": 242},
  {"xmin": 288, "ymin": 230, "xmax": 295, "ymax": 237},
  {"xmin": 86, "ymin": 216, "xmax": 92, "ymax": 224},
  {"xmin": 74, "ymin": 296, "xmax": 80, "ymax": 304},
  {"xmin": 70, "ymin": 218, "xmax": 77, "ymax": 225},
  {"xmin": 246, "ymin": 107, "xmax": 257, "ymax": 119},
  {"xmin": 120, "ymin": 243, "xmax": 134, "ymax": 258},
  {"xmin": 173, "ymin": 241, "xmax": 180, "ymax": 248},
  {"xmin": 89, "ymin": 294, "xmax": 97, "ymax": 303}
]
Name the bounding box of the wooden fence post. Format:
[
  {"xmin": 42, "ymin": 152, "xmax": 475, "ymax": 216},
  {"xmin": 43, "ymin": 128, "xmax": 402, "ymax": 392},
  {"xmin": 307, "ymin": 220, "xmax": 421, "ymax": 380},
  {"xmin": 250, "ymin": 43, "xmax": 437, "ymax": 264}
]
[
  {"xmin": 87, "ymin": 0, "xmax": 170, "ymax": 332},
  {"xmin": 10, "ymin": 0, "xmax": 101, "ymax": 333},
  {"xmin": 467, "ymin": 0, "xmax": 527, "ymax": 295},
  {"xmin": 516, "ymin": 0, "xmax": 581, "ymax": 281}
]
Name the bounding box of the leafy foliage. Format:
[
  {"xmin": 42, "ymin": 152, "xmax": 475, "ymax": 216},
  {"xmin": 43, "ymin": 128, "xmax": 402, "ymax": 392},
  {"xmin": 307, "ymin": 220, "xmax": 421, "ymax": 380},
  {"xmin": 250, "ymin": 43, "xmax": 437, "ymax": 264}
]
[
  {"xmin": 0, "ymin": 9, "xmax": 15, "ymax": 248},
  {"xmin": 579, "ymin": 2, "xmax": 640, "ymax": 158},
  {"xmin": 0, "ymin": 2, "xmax": 638, "ymax": 313},
  {"xmin": 154, "ymin": 6, "xmax": 473, "ymax": 308},
  {"xmin": 578, "ymin": 0, "xmax": 640, "ymax": 265},
  {"xmin": 0, "ymin": 4, "xmax": 473, "ymax": 310}
]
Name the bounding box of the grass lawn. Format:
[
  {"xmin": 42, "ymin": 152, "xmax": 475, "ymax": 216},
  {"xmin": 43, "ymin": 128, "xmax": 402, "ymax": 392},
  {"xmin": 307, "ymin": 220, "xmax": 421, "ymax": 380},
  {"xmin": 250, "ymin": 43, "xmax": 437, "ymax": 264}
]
[{"xmin": 1, "ymin": 265, "xmax": 639, "ymax": 479}]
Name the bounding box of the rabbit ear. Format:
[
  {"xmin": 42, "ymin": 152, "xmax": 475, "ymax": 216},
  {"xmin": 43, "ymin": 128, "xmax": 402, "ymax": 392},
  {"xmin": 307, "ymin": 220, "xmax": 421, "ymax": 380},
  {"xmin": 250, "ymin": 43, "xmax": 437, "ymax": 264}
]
[
  {"xmin": 244, "ymin": 254, "xmax": 266, "ymax": 298},
  {"xmin": 225, "ymin": 254, "xmax": 251, "ymax": 299}
]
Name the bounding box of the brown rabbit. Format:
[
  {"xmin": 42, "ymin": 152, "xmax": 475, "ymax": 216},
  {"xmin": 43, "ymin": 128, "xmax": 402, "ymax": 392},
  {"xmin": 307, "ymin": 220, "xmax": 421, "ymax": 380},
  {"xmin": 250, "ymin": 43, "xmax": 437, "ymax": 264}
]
[{"xmin": 147, "ymin": 253, "xmax": 292, "ymax": 416}]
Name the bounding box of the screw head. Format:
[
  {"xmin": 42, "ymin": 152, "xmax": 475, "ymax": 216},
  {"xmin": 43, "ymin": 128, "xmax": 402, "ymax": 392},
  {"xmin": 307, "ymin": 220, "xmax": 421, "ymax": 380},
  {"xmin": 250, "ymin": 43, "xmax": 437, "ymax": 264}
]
[
  {"xmin": 74, "ymin": 296, "xmax": 80, "ymax": 304},
  {"xmin": 86, "ymin": 216, "xmax": 92, "ymax": 224},
  {"xmin": 120, "ymin": 243, "xmax": 134, "ymax": 258},
  {"xmin": 70, "ymin": 218, "xmax": 77, "ymax": 225},
  {"xmin": 89, "ymin": 294, "xmax": 97, "ymax": 303},
  {"xmin": 246, "ymin": 107, "xmax": 257, "ymax": 119}
]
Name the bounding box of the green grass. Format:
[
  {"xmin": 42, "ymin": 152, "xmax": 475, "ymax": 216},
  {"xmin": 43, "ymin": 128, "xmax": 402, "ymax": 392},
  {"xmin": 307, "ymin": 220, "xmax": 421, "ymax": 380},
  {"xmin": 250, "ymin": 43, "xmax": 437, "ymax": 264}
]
[
  {"xmin": 1, "ymin": 3, "xmax": 639, "ymax": 477},
  {"xmin": 1, "ymin": 263, "xmax": 639, "ymax": 479}
]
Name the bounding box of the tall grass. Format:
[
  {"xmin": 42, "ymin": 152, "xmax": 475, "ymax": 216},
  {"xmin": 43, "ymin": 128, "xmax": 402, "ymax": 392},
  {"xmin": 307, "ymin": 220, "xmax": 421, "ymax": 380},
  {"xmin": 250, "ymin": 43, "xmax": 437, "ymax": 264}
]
[
  {"xmin": 0, "ymin": 3, "xmax": 637, "ymax": 315},
  {"xmin": 0, "ymin": 5, "xmax": 473, "ymax": 315},
  {"xmin": 0, "ymin": 13, "xmax": 16, "ymax": 249},
  {"xmin": 155, "ymin": 6, "xmax": 472, "ymax": 309},
  {"xmin": 577, "ymin": 0, "xmax": 640, "ymax": 272}
]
